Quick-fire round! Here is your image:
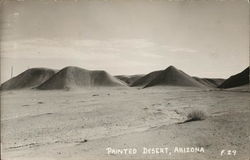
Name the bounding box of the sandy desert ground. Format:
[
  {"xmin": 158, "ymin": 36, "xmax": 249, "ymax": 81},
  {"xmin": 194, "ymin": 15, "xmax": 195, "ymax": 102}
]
[{"xmin": 1, "ymin": 86, "xmax": 250, "ymax": 160}]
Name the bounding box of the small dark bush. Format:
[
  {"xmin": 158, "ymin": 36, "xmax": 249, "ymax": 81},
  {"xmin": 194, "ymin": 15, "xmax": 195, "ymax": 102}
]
[
  {"xmin": 177, "ymin": 110, "xmax": 206, "ymax": 124},
  {"xmin": 187, "ymin": 110, "xmax": 206, "ymax": 121}
]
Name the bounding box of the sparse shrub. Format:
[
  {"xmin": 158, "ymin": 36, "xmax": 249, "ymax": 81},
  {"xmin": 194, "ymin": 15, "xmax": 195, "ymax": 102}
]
[
  {"xmin": 79, "ymin": 139, "xmax": 88, "ymax": 143},
  {"xmin": 64, "ymin": 87, "xmax": 70, "ymax": 91},
  {"xmin": 187, "ymin": 110, "xmax": 206, "ymax": 122},
  {"xmin": 177, "ymin": 110, "xmax": 207, "ymax": 124}
]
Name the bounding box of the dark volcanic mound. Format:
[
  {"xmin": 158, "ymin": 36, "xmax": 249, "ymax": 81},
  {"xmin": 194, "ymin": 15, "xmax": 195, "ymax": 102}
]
[
  {"xmin": 131, "ymin": 66, "xmax": 205, "ymax": 88},
  {"xmin": 130, "ymin": 71, "xmax": 162, "ymax": 87},
  {"xmin": 193, "ymin": 77, "xmax": 225, "ymax": 88},
  {"xmin": 0, "ymin": 68, "xmax": 57, "ymax": 90},
  {"xmin": 115, "ymin": 74, "xmax": 144, "ymax": 86},
  {"xmin": 37, "ymin": 66, "xmax": 126, "ymax": 90},
  {"xmin": 218, "ymin": 67, "xmax": 249, "ymax": 89}
]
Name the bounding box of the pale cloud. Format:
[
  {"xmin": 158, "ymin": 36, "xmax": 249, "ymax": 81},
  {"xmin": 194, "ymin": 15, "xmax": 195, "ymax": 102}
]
[
  {"xmin": 1, "ymin": 38, "xmax": 164, "ymax": 58},
  {"xmin": 168, "ymin": 48, "xmax": 198, "ymax": 53},
  {"xmin": 1, "ymin": 38, "xmax": 200, "ymax": 64},
  {"xmin": 13, "ymin": 12, "xmax": 20, "ymax": 17}
]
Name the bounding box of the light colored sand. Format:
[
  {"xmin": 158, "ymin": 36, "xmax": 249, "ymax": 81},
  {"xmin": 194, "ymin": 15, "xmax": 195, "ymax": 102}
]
[{"xmin": 1, "ymin": 87, "xmax": 250, "ymax": 160}]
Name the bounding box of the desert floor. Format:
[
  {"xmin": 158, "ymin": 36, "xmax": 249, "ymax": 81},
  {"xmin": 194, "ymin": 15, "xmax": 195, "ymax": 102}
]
[{"xmin": 1, "ymin": 86, "xmax": 250, "ymax": 160}]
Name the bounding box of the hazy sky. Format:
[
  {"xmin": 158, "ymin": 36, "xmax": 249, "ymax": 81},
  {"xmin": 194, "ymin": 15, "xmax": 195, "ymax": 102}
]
[{"xmin": 0, "ymin": 0, "xmax": 249, "ymax": 82}]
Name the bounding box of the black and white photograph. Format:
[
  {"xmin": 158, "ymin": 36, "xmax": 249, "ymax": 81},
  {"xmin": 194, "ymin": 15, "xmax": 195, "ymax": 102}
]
[{"xmin": 0, "ymin": 0, "xmax": 249, "ymax": 159}]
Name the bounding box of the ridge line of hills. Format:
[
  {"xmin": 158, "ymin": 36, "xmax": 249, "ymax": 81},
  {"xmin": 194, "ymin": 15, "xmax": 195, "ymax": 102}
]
[{"xmin": 0, "ymin": 66, "xmax": 249, "ymax": 91}]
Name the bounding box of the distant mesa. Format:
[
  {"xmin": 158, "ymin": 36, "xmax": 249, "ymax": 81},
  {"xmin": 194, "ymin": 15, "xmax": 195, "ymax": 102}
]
[
  {"xmin": 0, "ymin": 68, "xmax": 57, "ymax": 90},
  {"xmin": 131, "ymin": 65, "xmax": 206, "ymax": 88},
  {"xmin": 2, "ymin": 65, "xmax": 247, "ymax": 91},
  {"xmin": 193, "ymin": 77, "xmax": 225, "ymax": 88},
  {"xmin": 130, "ymin": 70, "xmax": 162, "ymax": 87},
  {"xmin": 37, "ymin": 66, "xmax": 126, "ymax": 90},
  {"xmin": 218, "ymin": 67, "xmax": 249, "ymax": 89},
  {"xmin": 115, "ymin": 74, "xmax": 145, "ymax": 86}
]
